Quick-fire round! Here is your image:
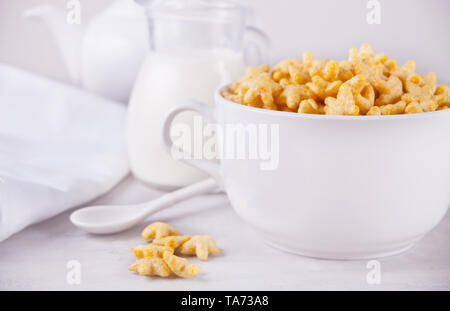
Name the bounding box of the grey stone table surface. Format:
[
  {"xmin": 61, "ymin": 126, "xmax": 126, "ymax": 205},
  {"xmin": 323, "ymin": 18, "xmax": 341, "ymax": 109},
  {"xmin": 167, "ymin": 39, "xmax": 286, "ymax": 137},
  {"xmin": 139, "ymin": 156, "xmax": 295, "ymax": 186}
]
[{"xmin": 0, "ymin": 176, "xmax": 449, "ymax": 291}]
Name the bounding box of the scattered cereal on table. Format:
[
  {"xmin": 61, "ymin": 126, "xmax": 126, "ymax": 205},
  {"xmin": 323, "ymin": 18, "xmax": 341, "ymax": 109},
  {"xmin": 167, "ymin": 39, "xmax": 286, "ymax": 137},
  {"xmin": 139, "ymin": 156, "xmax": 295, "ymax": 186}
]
[
  {"xmin": 179, "ymin": 236, "xmax": 221, "ymax": 261},
  {"xmin": 131, "ymin": 244, "xmax": 174, "ymax": 259},
  {"xmin": 129, "ymin": 222, "xmax": 220, "ymax": 279},
  {"xmin": 152, "ymin": 235, "xmax": 191, "ymax": 250},
  {"xmin": 141, "ymin": 222, "xmax": 180, "ymax": 241},
  {"xmin": 128, "ymin": 257, "xmax": 171, "ymax": 277},
  {"xmin": 163, "ymin": 251, "xmax": 200, "ymax": 278}
]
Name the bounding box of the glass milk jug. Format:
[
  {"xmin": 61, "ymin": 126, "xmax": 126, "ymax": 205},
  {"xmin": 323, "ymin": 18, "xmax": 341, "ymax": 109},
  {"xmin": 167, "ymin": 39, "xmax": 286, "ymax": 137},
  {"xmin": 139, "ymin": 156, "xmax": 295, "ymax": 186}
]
[{"xmin": 128, "ymin": 0, "xmax": 269, "ymax": 189}]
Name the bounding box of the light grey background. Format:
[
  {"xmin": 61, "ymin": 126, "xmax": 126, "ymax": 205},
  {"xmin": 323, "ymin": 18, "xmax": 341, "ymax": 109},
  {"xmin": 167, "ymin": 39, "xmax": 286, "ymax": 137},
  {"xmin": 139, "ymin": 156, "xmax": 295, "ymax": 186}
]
[{"xmin": 1, "ymin": 0, "xmax": 449, "ymax": 84}]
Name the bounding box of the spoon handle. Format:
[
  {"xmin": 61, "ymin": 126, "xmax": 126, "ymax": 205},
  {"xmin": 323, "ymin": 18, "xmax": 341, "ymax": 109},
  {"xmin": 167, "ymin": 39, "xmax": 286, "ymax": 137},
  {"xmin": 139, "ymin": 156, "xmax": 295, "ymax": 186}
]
[{"xmin": 139, "ymin": 178, "xmax": 218, "ymax": 217}]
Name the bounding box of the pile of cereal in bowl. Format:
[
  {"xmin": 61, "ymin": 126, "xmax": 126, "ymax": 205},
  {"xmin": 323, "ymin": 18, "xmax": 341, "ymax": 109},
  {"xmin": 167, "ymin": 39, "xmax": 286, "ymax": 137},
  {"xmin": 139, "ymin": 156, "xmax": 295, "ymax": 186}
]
[{"xmin": 223, "ymin": 44, "xmax": 450, "ymax": 115}]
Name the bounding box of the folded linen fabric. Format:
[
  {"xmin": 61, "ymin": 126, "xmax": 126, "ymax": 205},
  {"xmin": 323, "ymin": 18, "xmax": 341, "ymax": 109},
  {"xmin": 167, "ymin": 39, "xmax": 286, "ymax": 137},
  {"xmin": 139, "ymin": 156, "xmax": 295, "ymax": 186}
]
[{"xmin": 0, "ymin": 64, "xmax": 129, "ymax": 241}]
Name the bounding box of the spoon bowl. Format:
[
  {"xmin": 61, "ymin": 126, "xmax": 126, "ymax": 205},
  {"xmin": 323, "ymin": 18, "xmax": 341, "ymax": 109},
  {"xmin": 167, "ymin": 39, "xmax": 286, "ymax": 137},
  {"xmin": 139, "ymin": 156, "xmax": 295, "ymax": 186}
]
[{"xmin": 70, "ymin": 178, "xmax": 218, "ymax": 234}]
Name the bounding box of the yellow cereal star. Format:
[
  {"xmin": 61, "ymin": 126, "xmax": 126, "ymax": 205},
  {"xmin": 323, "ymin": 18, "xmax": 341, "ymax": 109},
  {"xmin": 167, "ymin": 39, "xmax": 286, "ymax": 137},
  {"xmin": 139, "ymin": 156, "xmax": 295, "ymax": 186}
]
[
  {"xmin": 141, "ymin": 222, "xmax": 180, "ymax": 241},
  {"xmin": 401, "ymin": 73, "xmax": 438, "ymax": 112},
  {"xmin": 434, "ymin": 84, "xmax": 450, "ymax": 108},
  {"xmin": 272, "ymin": 58, "xmax": 310, "ymax": 84},
  {"xmin": 391, "ymin": 60, "xmax": 416, "ymax": 85},
  {"xmin": 405, "ymin": 102, "xmax": 423, "ymax": 114},
  {"xmin": 152, "ymin": 235, "xmax": 191, "ymax": 250},
  {"xmin": 374, "ymin": 75, "xmax": 403, "ymax": 106},
  {"xmin": 163, "ymin": 251, "xmax": 200, "ymax": 278},
  {"xmin": 306, "ymin": 75, "xmax": 342, "ymax": 100},
  {"xmin": 379, "ymin": 101, "xmax": 407, "ymax": 115},
  {"xmin": 345, "ymin": 75, "xmax": 375, "ymax": 114},
  {"xmin": 324, "ymin": 84, "xmax": 359, "ymax": 116},
  {"xmin": 298, "ymin": 99, "xmax": 324, "ymax": 114},
  {"xmin": 128, "ymin": 257, "xmax": 171, "ymax": 277},
  {"xmin": 179, "ymin": 236, "xmax": 221, "ymax": 261},
  {"xmin": 277, "ymin": 82, "xmax": 315, "ymax": 110},
  {"xmin": 366, "ymin": 106, "xmax": 381, "ymax": 116},
  {"xmin": 131, "ymin": 244, "xmax": 174, "ymax": 259}
]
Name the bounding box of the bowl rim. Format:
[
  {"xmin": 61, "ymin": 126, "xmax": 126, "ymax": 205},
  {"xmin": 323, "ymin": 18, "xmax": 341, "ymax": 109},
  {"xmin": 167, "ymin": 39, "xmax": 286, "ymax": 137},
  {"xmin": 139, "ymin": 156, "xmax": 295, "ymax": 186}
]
[{"xmin": 215, "ymin": 86, "xmax": 450, "ymax": 121}]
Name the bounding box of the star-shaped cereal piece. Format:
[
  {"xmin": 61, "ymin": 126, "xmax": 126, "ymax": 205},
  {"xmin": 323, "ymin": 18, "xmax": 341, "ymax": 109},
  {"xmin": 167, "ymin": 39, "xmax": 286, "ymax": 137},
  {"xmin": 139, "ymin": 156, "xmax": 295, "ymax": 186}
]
[
  {"xmin": 348, "ymin": 47, "xmax": 361, "ymax": 63},
  {"xmin": 346, "ymin": 74, "xmax": 367, "ymax": 94},
  {"xmin": 277, "ymin": 79, "xmax": 315, "ymax": 110},
  {"xmin": 348, "ymin": 44, "xmax": 390, "ymax": 85},
  {"xmin": 306, "ymin": 75, "xmax": 343, "ymax": 100},
  {"xmin": 306, "ymin": 58, "xmax": 340, "ymax": 82},
  {"xmin": 324, "ymin": 83, "xmax": 359, "ymax": 116},
  {"xmin": 302, "ymin": 52, "xmax": 338, "ymax": 81},
  {"xmin": 404, "ymin": 102, "xmax": 423, "ymax": 114},
  {"xmin": 141, "ymin": 222, "xmax": 180, "ymax": 241},
  {"xmin": 222, "ymin": 88, "xmax": 241, "ymax": 104},
  {"xmin": 230, "ymin": 65, "xmax": 271, "ymax": 103},
  {"xmin": 379, "ymin": 100, "xmax": 407, "ymax": 115},
  {"xmin": 231, "ymin": 64, "xmax": 270, "ymax": 90},
  {"xmin": 302, "ymin": 51, "xmax": 314, "ymax": 68},
  {"xmin": 321, "ymin": 60, "xmax": 340, "ymax": 81},
  {"xmin": 240, "ymin": 64, "xmax": 270, "ymax": 80},
  {"xmin": 131, "ymin": 244, "xmax": 174, "ymax": 259},
  {"xmin": 434, "ymin": 84, "xmax": 450, "ymax": 108},
  {"xmin": 355, "ymin": 84, "xmax": 375, "ymax": 114},
  {"xmin": 374, "ymin": 53, "xmax": 389, "ymax": 65},
  {"xmin": 298, "ymin": 99, "xmax": 324, "ymax": 114},
  {"xmin": 383, "ymin": 58, "xmax": 397, "ymax": 73},
  {"xmin": 403, "ymin": 72, "xmax": 436, "ymax": 101},
  {"xmin": 239, "ymin": 72, "xmax": 283, "ymax": 109},
  {"xmin": 162, "ymin": 251, "xmax": 200, "ymax": 278},
  {"xmin": 356, "ymin": 44, "xmax": 375, "ymax": 60},
  {"xmin": 152, "ymin": 235, "xmax": 191, "ymax": 250},
  {"xmin": 401, "ymin": 73, "xmax": 438, "ymax": 112},
  {"xmin": 128, "ymin": 257, "xmax": 171, "ymax": 277},
  {"xmin": 391, "ymin": 60, "xmax": 416, "ymax": 86},
  {"xmin": 353, "ymin": 61, "xmax": 386, "ymax": 86},
  {"xmin": 306, "ymin": 58, "xmax": 326, "ymax": 75},
  {"xmin": 366, "ymin": 106, "xmax": 381, "ymax": 115},
  {"xmin": 374, "ymin": 75, "xmax": 403, "ymax": 106},
  {"xmin": 318, "ymin": 60, "xmax": 340, "ymax": 82},
  {"xmin": 338, "ymin": 60, "xmax": 354, "ymax": 81},
  {"xmin": 348, "ymin": 44, "xmax": 386, "ymax": 65},
  {"xmin": 272, "ymin": 58, "xmax": 310, "ymax": 84},
  {"xmin": 345, "ymin": 75, "xmax": 374, "ymax": 114},
  {"xmin": 179, "ymin": 236, "xmax": 221, "ymax": 261},
  {"xmin": 404, "ymin": 99, "xmax": 437, "ymax": 114}
]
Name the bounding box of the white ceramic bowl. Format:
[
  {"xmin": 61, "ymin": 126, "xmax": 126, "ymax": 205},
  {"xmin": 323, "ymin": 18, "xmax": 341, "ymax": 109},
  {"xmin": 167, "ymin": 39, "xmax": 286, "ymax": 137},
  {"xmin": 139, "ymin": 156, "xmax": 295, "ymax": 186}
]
[{"xmin": 163, "ymin": 87, "xmax": 450, "ymax": 259}]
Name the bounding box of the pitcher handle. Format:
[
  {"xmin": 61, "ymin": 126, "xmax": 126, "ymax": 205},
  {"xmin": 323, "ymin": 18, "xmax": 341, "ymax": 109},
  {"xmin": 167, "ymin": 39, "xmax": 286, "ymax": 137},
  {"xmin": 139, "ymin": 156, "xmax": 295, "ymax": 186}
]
[
  {"xmin": 243, "ymin": 25, "xmax": 271, "ymax": 65},
  {"xmin": 162, "ymin": 99, "xmax": 223, "ymax": 189}
]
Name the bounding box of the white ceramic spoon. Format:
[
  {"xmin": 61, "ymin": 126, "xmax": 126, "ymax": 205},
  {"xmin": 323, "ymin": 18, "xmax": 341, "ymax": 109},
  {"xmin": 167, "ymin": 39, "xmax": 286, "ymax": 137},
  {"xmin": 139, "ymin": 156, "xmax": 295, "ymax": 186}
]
[{"xmin": 70, "ymin": 178, "xmax": 218, "ymax": 234}]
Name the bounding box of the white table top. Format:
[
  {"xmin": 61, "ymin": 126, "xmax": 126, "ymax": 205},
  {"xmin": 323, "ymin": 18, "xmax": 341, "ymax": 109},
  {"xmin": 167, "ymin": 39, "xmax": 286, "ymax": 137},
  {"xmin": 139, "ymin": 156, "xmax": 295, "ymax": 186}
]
[{"xmin": 0, "ymin": 175, "xmax": 449, "ymax": 291}]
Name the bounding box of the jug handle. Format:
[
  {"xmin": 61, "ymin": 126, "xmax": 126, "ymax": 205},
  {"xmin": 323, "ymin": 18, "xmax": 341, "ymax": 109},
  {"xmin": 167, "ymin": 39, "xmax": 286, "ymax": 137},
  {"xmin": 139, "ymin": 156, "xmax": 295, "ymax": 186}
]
[
  {"xmin": 243, "ymin": 25, "xmax": 271, "ymax": 65},
  {"xmin": 161, "ymin": 99, "xmax": 224, "ymax": 190}
]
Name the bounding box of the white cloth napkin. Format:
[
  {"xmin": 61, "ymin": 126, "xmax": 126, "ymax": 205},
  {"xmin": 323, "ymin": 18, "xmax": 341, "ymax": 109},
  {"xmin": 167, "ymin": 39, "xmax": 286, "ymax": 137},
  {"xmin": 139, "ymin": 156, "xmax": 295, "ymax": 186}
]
[{"xmin": 0, "ymin": 64, "xmax": 129, "ymax": 242}]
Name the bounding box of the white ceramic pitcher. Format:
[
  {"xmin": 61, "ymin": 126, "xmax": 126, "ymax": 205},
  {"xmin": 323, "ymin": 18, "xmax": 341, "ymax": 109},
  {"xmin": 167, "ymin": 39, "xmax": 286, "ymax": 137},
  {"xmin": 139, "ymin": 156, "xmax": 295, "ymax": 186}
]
[
  {"xmin": 24, "ymin": 0, "xmax": 150, "ymax": 102},
  {"xmin": 127, "ymin": 0, "xmax": 270, "ymax": 189}
]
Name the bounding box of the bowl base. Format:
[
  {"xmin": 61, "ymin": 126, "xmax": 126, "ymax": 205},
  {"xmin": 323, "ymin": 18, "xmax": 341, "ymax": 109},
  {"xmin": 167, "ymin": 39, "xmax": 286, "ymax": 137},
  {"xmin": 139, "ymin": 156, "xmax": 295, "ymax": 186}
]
[{"xmin": 263, "ymin": 236, "xmax": 423, "ymax": 260}]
